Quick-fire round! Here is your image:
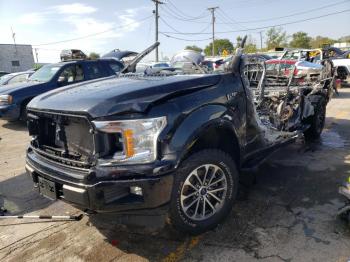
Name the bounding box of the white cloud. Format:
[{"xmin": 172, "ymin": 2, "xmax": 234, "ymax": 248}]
[
  {"xmin": 63, "ymin": 16, "xmax": 122, "ymax": 40},
  {"xmin": 52, "ymin": 3, "xmax": 97, "ymax": 15},
  {"xmin": 17, "ymin": 12, "xmax": 46, "ymax": 25},
  {"xmin": 2, "ymin": 5, "xmax": 150, "ymax": 62},
  {"xmin": 117, "ymin": 9, "xmax": 141, "ymax": 32}
]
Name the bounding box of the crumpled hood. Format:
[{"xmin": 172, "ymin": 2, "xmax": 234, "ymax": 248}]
[
  {"xmin": 28, "ymin": 74, "xmax": 221, "ymax": 118},
  {"xmin": 0, "ymin": 81, "xmax": 41, "ymax": 94}
]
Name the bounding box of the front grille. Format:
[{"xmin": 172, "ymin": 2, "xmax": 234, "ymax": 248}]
[
  {"xmin": 28, "ymin": 111, "xmax": 95, "ymax": 168},
  {"xmin": 28, "ymin": 110, "xmax": 123, "ymax": 169}
]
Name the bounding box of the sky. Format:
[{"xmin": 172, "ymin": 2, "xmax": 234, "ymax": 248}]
[{"xmin": 0, "ymin": 0, "xmax": 349, "ymax": 63}]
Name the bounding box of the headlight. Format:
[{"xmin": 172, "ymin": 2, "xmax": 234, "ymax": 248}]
[
  {"xmin": 93, "ymin": 117, "xmax": 167, "ymax": 164},
  {"xmin": 0, "ymin": 95, "xmax": 13, "ymax": 105}
]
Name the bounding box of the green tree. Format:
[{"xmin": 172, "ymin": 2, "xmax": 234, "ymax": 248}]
[
  {"xmin": 88, "ymin": 52, "xmax": 100, "ymax": 60},
  {"xmin": 310, "ymin": 36, "xmax": 336, "ymax": 48},
  {"xmin": 185, "ymin": 45, "xmax": 203, "ymax": 53},
  {"xmin": 244, "ymin": 43, "xmax": 258, "ymax": 53},
  {"xmin": 204, "ymin": 39, "xmax": 234, "ymax": 56},
  {"xmin": 338, "ymin": 35, "xmax": 350, "ymax": 42},
  {"xmin": 242, "ymin": 35, "xmax": 258, "ymax": 53},
  {"xmin": 265, "ymin": 27, "xmax": 287, "ymax": 50},
  {"xmin": 289, "ymin": 31, "xmax": 311, "ymax": 48}
]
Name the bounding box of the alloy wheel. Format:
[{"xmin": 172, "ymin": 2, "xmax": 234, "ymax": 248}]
[{"xmin": 180, "ymin": 164, "xmax": 228, "ymax": 221}]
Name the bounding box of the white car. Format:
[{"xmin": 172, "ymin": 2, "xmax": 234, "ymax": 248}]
[{"xmin": 332, "ymin": 59, "xmax": 350, "ymax": 85}]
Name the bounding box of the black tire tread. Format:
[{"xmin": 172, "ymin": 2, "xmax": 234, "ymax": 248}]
[{"xmin": 168, "ymin": 149, "xmax": 239, "ymax": 235}]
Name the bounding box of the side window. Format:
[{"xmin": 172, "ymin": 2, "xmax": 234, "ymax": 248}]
[
  {"xmin": 85, "ymin": 63, "xmax": 104, "ymax": 79},
  {"xmin": 75, "ymin": 65, "xmax": 84, "ymax": 81},
  {"xmin": 8, "ymin": 74, "xmax": 28, "ymax": 84},
  {"xmin": 58, "ymin": 65, "xmax": 84, "ymax": 84},
  {"xmin": 107, "ymin": 61, "xmax": 122, "ymax": 73}
]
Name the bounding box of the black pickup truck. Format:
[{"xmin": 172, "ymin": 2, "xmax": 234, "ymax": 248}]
[{"xmin": 25, "ymin": 41, "xmax": 331, "ymax": 234}]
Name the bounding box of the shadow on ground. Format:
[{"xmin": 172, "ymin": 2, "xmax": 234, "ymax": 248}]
[
  {"xmin": 0, "ymin": 172, "xmax": 51, "ymax": 216},
  {"xmin": 1, "ymin": 120, "xmax": 27, "ymax": 131}
]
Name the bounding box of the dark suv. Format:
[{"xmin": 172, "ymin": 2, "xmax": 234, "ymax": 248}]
[
  {"xmin": 25, "ymin": 42, "xmax": 330, "ymax": 234},
  {"xmin": 0, "ymin": 59, "xmax": 123, "ymax": 121}
]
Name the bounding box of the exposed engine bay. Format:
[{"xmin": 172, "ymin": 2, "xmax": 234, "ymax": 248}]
[{"xmin": 243, "ymin": 59, "xmax": 332, "ymax": 133}]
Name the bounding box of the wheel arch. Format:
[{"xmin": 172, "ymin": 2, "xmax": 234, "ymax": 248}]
[{"xmin": 166, "ymin": 104, "xmax": 242, "ymax": 169}]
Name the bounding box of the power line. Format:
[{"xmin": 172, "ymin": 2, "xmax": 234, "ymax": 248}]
[
  {"xmin": 166, "ymin": 0, "xmax": 207, "ymax": 20},
  {"xmin": 222, "ymin": 0, "xmax": 350, "ymax": 24},
  {"xmin": 160, "ymin": 9, "xmax": 350, "ymax": 35},
  {"xmin": 217, "ymin": 8, "xmax": 248, "ymax": 30},
  {"xmin": 159, "ymin": 0, "xmax": 350, "ymax": 25},
  {"xmin": 33, "ymin": 15, "xmax": 153, "ymax": 46},
  {"xmin": 161, "ymin": 4, "xmax": 207, "ymax": 22},
  {"xmin": 160, "ymin": 32, "xmax": 212, "ymax": 42},
  {"xmin": 159, "ymin": 16, "xmax": 210, "ymax": 34}
]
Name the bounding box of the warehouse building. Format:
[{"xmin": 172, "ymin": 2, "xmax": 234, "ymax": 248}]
[{"xmin": 0, "ymin": 44, "xmax": 35, "ymax": 73}]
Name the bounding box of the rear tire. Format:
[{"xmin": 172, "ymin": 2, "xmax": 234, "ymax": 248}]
[
  {"xmin": 304, "ymin": 96, "xmax": 326, "ymax": 141},
  {"xmin": 168, "ymin": 149, "xmax": 239, "ymax": 234}
]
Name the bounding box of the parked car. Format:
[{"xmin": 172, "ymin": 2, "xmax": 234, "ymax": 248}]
[
  {"xmin": 25, "ymin": 40, "xmax": 331, "ymax": 234},
  {"xmin": 102, "ymin": 50, "xmax": 138, "ymax": 65},
  {"xmin": 200, "ymin": 60, "xmax": 214, "ymax": 71},
  {"xmin": 0, "ymin": 71, "xmax": 34, "ymax": 86},
  {"xmin": 0, "ymin": 56, "xmax": 123, "ymax": 121},
  {"xmin": 332, "ymin": 59, "xmax": 350, "ymax": 85},
  {"xmin": 265, "ymin": 59, "xmax": 323, "ymax": 80}
]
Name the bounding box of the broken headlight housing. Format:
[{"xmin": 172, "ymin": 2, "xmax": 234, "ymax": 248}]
[
  {"xmin": 0, "ymin": 95, "xmax": 13, "ymax": 106},
  {"xmin": 93, "ymin": 117, "xmax": 167, "ymax": 164}
]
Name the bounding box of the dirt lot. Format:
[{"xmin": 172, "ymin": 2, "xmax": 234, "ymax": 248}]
[{"xmin": 1, "ymin": 90, "xmax": 350, "ymax": 262}]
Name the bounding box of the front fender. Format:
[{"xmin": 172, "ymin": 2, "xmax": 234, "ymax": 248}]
[{"xmin": 163, "ymin": 104, "xmax": 240, "ymax": 166}]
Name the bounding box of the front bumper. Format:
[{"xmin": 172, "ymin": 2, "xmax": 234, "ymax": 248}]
[
  {"xmin": 26, "ymin": 150, "xmax": 174, "ymax": 213},
  {"xmin": 0, "ymin": 104, "xmax": 20, "ymax": 120}
]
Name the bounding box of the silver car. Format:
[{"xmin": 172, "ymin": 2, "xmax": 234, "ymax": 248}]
[{"xmin": 0, "ymin": 71, "xmax": 34, "ymax": 86}]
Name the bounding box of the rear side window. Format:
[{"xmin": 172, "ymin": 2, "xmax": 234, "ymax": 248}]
[
  {"xmin": 58, "ymin": 64, "xmax": 84, "ymax": 83},
  {"xmin": 107, "ymin": 61, "xmax": 123, "ymax": 73},
  {"xmin": 85, "ymin": 63, "xmax": 104, "ymax": 79}
]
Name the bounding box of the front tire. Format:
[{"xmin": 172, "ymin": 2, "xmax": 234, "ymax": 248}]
[{"xmin": 169, "ymin": 150, "xmax": 239, "ymax": 234}]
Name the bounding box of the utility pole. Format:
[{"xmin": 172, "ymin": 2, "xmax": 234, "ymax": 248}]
[
  {"xmin": 208, "ymin": 7, "xmax": 218, "ymax": 57},
  {"xmin": 34, "ymin": 48, "xmax": 39, "ymax": 63},
  {"xmin": 11, "ymin": 27, "xmax": 18, "ymax": 54},
  {"xmin": 259, "ymin": 31, "xmax": 263, "ymax": 50},
  {"xmin": 152, "ymin": 0, "xmax": 163, "ymax": 62}
]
